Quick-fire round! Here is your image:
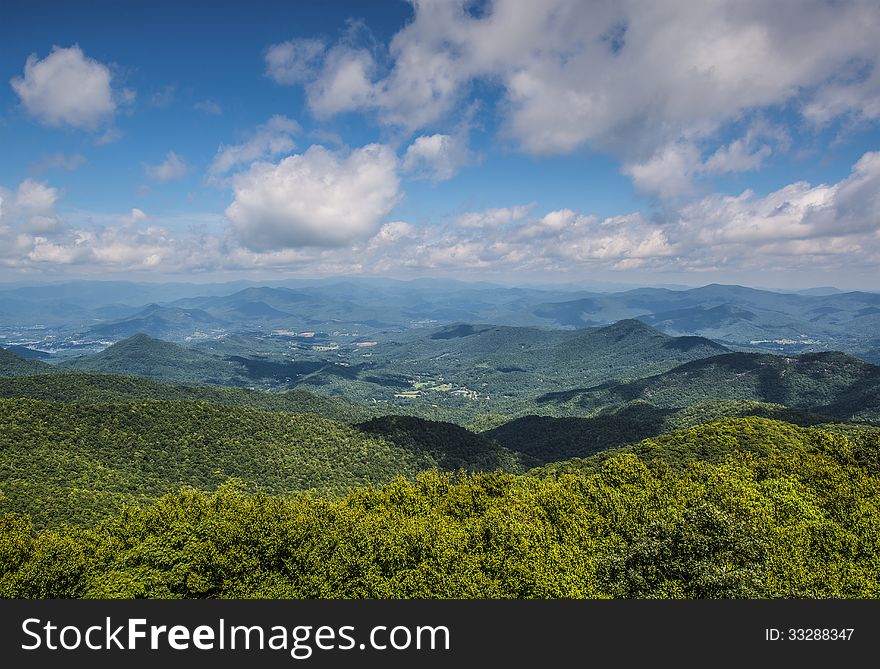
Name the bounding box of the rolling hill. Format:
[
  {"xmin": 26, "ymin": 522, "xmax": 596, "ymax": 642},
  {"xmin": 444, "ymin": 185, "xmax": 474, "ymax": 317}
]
[
  {"xmin": 486, "ymin": 400, "xmax": 832, "ymax": 464},
  {"xmin": 4, "ymin": 415, "xmax": 879, "ymax": 599},
  {"xmin": 532, "ymin": 283, "xmax": 880, "ymax": 357},
  {"xmin": 59, "ymin": 333, "xmax": 250, "ymax": 385},
  {"xmin": 537, "ymin": 351, "xmax": 880, "ymax": 420},
  {"xmin": 357, "ymin": 415, "xmax": 528, "ymax": 471},
  {"xmin": 366, "ymin": 319, "xmax": 729, "ymax": 399},
  {"xmin": 0, "ymin": 372, "xmax": 374, "ymax": 423},
  {"xmin": 0, "ymin": 397, "xmax": 522, "ymax": 529},
  {"xmin": 0, "ymin": 347, "xmax": 58, "ymax": 377},
  {"xmin": 86, "ymin": 304, "xmax": 225, "ymax": 339},
  {"xmin": 51, "ymin": 322, "xmax": 730, "ymax": 410}
]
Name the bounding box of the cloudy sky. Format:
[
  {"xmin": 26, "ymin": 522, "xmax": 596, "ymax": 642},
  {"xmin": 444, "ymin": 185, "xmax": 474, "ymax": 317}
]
[{"xmin": 2, "ymin": 0, "xmax": 880, "ymax": 288}]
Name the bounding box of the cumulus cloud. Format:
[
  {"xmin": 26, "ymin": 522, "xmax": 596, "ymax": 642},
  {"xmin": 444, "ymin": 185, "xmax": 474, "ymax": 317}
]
[
  {"xmin": 802, "ymin": 60, "xmax": 880, "ymax": 126},
  {"xmin": 208, "ymin": 115, "xmax": 300, "ymax": 176},
  {"xmin": 305, "ymin": 45, "xmax": 378, "ymax": 118},
  {"xmin": 3, "ymin": 151, "xmax": 878, "ymax": 281},
  {"xmin": 10, "ymin": 45, "xmax": 118, "ymax": 130},
  {"xmin": 624, "ymin": 121, "xmax": 790, "ymax": 198},
  {"xmin": 622, "ymin": 142, "xmax": 703, "ymax": 199},
  {"xmin": 402, "ymin": 133, "xmax": 473, "ymax": 181},
  {"xmin": 120, "ymin": 208, "xmax": 148, "ymax": 224},
  {"xmin": 453, "ymin": 204, "xmax": 534, "ymax": 228},
  {"xmin": 225, "ymin": 143, "xmax": 400, "ymax": 250},
  {"xmin": 145, "ymin": 151, "xmax": 188, "ymax": 181},
  {"xmin": 0, "ymin": 179, "xmax": 63, "ymax": 237},
  {"xmin": 677, "ymin": 150, "xmax": 880, "ymax": 249},
  {"xmin": 273, "ymin": 1, "xmax": 880, "ymax": 183},
  {"xmin": 367, "ymin": 151, "xmax": 880, "ymax": 276},
  {"xmin": 0, "ymin": 180, "xmax": 223, "ymax": 273},
  {"xmin": 416, "ymin": 208, "xmax": 674, "ymax": 272}
]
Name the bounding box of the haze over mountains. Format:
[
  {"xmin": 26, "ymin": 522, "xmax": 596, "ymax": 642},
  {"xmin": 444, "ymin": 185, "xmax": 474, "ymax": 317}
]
[{"xmin": 2, "ymin": 279, "xmax": 879, "ymax": 363}]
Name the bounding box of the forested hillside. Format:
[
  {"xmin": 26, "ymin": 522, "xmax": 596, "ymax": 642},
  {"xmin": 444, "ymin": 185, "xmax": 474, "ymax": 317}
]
[
  {"xmin": 538, "ymin": 351, "xmax": 880, "ymax": 421},
  {"xmin": 2, "ymin": 316, "xmax": 880, "ymax": 599},
  {"xmin": 0, "ymin": 348, "xmax": 57, "ymax": 377},
  {"xmin": 3, "ymin": 416, "xmax": 879, "ymax": 598},
  {"xmin": 0, "ymin": 398, "xmax": 527, "ymax": 529},
  {"xmin": 486, "ymin": 400, "xmax": 832, "ymax": 463},
  {"xmin": 0, "ymin": 372, "xmax": 373, "ymax": 423},
  {"xmin": 58, "ymin": 334, "xmax": 253, "ymax": 386}
]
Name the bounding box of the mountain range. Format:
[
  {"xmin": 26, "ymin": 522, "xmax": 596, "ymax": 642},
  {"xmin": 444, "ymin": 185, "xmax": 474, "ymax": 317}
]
[
  {"xmin": 39, "ymin": 321, "xmax": 730, "ymax": 404},
  {"xmin": 2, "ymin": 279, "xmax": 879, "ymax": 362}
]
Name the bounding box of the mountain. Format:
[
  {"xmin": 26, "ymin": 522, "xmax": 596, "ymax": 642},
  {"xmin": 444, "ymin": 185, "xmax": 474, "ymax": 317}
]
[
  {"xmin": 5, "ymin": 279, "xmax": 880, "ymax": 361},
  {"xmin": 537, "ymin": 351, "xmax": 880, "ymax": 421},
  {"xmin": 531, "ymin": 416, "xmax": 880, "ymax": 480},
  {"xmin": 532, "ymin": 283, "xmax": 880, "ymax": 356},
  {"xmin": 374, "ymin": 319, "xmax": 729, "ymax": 398},
  {"xmin": 59, "ymin": 334, "xmax": 250, "ymax": 385},
  {"xmin": 0, "ymin": 397, "xmax": 436, "ymax": 528},
  {"xmin": 795, "ymin": 286, "xmax": 845, "ymax": 296},
  {"xmin": 50, "ymin": 322, "xmax": 728, "ymax": 413},
  {"xmin": 0, "ymin": 347, "xmax": 57, "ymax": 376},
  {"xmin": 85, "ymin": 304, "xmax": 225, "ymax": 339}
]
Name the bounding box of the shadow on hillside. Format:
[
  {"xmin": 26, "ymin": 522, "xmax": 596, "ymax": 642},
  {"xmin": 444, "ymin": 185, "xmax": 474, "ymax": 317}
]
[
  {"xmin": 535, "ymin": 379, "xmax": 641, "ymax": 406},
  {"xmin": 356, "ymin": 415, "xmax": 529, "ymax": 472},
  {"xmin": 487, "ymin": 403, "xmax": 678, "ymax": 463}
]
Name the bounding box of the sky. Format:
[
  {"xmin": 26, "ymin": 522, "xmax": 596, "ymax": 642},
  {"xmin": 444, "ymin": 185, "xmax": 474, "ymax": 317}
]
[{"xmin": 1, "ymin": 0, "xmax": 880, "ymax": 289}]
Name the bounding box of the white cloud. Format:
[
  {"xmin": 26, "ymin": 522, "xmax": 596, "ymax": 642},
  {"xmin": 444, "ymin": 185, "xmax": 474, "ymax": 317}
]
[
  {"xmin": 145, "ymin": 151, "xmax": 188, "ymax": 181},
  {"xmin": 0, "ymin": 179, "xmax": 63, "ymax": 237},
  {"xmin": 306, "ymin": 46, "xmax": 377, "ymax": 118},
  {"xmin": 3, "ymin": 152, "xmax": 878, "ymax": 281},
  {"xmin": 120, "ymin": 208, "xmax": 148, "ymax": 224},
  {"xmin": 677, "ymin": 150, "xmax": 880, "ymax": 249},
  {"xmin": 702, "ymin": 140, "xmax": 771, "ymax": 175},
  {"xmin": 265, "ymin": 38, "xmax": 326, "ymax": 85},
  {"xmin": 225, "ymin": 143, "xmax": 400, "ymax": 250},
  {"xmin": 622, "ymin": 142, "xmax": 703, "ymax": 199},
  {"xmin": 277, "ymin": 1, "xmax": 880, "ymax": 172},
  {"xmin": 209, "ymin": 115, "xmax": 300, "ymax": 176},
  {"xmin": 95, "ymin": 127, "xmax": 123, "ymax": 145},
  {"xmin": 624, "ymin": 120, "xmax": 790, "ymax": 197},
  {"xmin": 13, "ymin": 180, "xmax": 59, "ymax": 215},
  {"xmin": 402, "ymin": 133, "xmax": 473, "ymax": 181},
  {"xmin": 453, "ymin": 204, "xmax": 533, "ymax": 228},
  {"xmin": 10, "ymin": 45, "xmax": 117, "ymax": 130},
  {"xmin": 802, "ymin": 61, "xmax": 880, "ymax": 126}
]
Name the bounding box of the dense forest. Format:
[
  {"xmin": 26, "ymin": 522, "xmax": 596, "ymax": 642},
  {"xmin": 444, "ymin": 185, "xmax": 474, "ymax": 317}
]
[
  {"xmin": 3, "ymin": 416, "xmax": 879, "ymax": 598},
  {"xmin": 1, "ymin": 328, "xmax": 879, "ymax": 599}
]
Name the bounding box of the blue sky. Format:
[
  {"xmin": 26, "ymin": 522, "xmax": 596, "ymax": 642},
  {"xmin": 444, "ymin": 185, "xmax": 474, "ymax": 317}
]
[{"xmin": 2, "ymin": 0, "xmax": 880, "ymax": 288}]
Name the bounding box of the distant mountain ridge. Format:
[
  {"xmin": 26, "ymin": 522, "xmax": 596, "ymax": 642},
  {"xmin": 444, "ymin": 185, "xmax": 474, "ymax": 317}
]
[{"xmin": 4, "ymin": 279, "xmax": 876, "ymax": 361}]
